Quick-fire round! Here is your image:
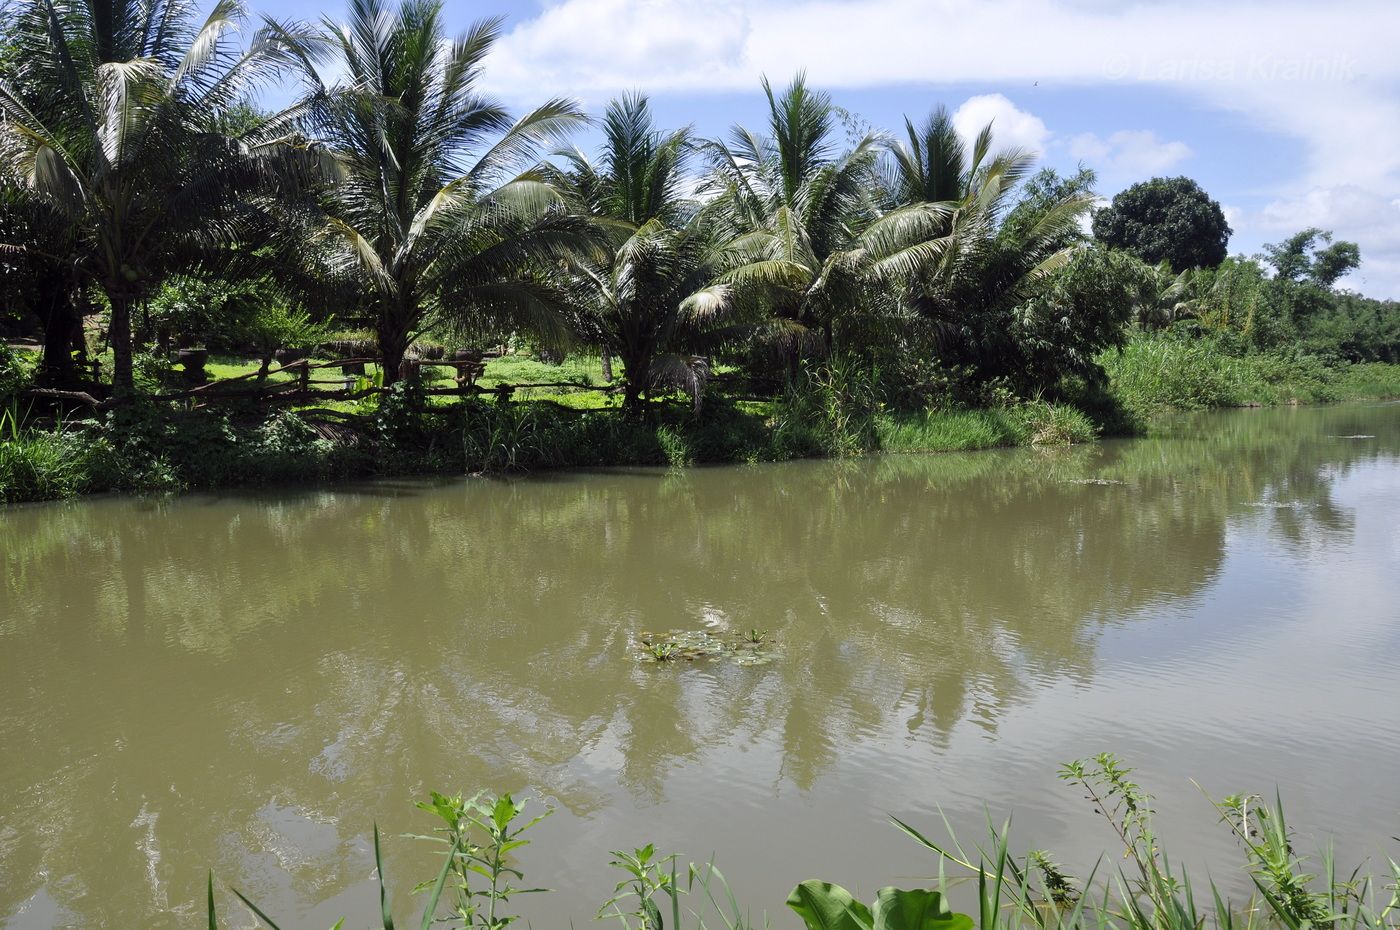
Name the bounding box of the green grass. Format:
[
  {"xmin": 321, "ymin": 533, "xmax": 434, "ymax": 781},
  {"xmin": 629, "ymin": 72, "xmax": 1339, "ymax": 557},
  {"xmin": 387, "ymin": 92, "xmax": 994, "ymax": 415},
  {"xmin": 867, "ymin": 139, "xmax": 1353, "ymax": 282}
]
[
  {"xmin": 876, "ymin": 402, "xmax": 1098, "ymax": 453},
  {"xmin": 1101, "ymin": 331, "xmax": 1400, "ymax": 423},
  {"xmin": 0, "ymin": 429, "xmax": 100, "ymax": 502},
  {"xmin": 1332, "ymin": 362, "xmax": 1400, "ymax": 401}
]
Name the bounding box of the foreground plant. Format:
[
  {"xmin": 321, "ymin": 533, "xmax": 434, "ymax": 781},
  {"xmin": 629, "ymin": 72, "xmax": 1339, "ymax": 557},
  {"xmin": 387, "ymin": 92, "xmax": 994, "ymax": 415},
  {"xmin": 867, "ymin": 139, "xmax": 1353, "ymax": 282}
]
[{"xmin": 207, "ymin": 757, "xmax": 1400, "ymax": 930}]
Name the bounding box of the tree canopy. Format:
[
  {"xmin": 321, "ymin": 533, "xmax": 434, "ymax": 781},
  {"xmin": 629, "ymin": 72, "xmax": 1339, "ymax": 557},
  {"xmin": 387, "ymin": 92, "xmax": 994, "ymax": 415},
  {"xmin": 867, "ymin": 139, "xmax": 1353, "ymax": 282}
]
[{"xmin": 1092, "ymin": 176, "xmax": 1232, "ymax": 272}]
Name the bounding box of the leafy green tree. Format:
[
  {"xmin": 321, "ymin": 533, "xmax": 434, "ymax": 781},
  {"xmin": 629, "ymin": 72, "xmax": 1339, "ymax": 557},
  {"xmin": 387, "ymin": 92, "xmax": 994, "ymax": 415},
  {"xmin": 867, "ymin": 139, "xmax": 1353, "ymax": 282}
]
[
  {"xmin": 0, "ymin": 187, "xmax": 86, "ymax": 384},
  {"xmin": 0, "ymin": 0, "xmax": 305, "ymax": 396},
  {"xmin": 1092, "ymin": 176, "xmax": 1231, "ymax": 272},
  {"xmin": 554, "ymin": 94, "xmax": 734, "ymax": 414},
  {"xmin": 1304, "ymin": 292, "xmax": 1400, "ymax": 363},
  {"xmin": 1261, "ymin": 228, "xmax": 1360, "ymax": 287},
  {"xmin": 272, "ymin": 0, "xmax": 593, "ymax": 385},
  {"xmin": 1011, "ymin": 246, "xmax": 1138, "ymax": 389}
]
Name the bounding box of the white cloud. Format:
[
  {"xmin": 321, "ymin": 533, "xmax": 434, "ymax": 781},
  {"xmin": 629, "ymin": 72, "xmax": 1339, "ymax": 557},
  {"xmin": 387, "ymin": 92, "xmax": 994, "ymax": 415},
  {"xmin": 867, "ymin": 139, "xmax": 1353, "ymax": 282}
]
[
  {"xmin": 1248, "ymin": 186, "xmax": 1400, "ymax": 291},
  {"xmin": 485, "ymin": 0, "xmax": 749, "ymax": 99},
  {"xmin": 1068, "ymin": 130, "xmax": 1192, "ymax": 181},
  {"xmin": 951, "ymin": 94, "xmax": 1049, "ymax": 155}
]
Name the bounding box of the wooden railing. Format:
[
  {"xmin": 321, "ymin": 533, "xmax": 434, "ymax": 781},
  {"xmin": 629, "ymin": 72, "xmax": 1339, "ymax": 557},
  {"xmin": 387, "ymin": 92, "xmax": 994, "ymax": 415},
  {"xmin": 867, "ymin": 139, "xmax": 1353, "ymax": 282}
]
[{"xmin": 23, "ymin": 355, "xmax": 617, "ymax": 413}]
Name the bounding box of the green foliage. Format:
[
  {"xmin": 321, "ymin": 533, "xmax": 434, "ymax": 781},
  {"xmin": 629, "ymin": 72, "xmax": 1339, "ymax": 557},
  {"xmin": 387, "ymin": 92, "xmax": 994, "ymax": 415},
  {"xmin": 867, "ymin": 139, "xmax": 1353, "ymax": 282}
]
[
  {"xmin": 599, "ymin": 844, "xmax": 681, "ymax": 930},
  {"xmin": 1262, "ymin": 228, "xmax": 1361, "ymax": 288},
  {"xmin": 787, "ymin": 881, "xmax": 874, "ymax": 930},
  {"xmin": 1010, "ymin": 247, "xmax": 1137, "ymax": 391},
  {"xmin": 145, "ymin": 275, "xmax": 261, "ymax": 350},
  {"xmin": 0, "ymin": 403, "xmax": 102, "ymax": 502},
  {"xmin": 772, "ymin": 357, "xmax": 881, "ymax": 457},
  {"xmin": 0, "ymin": 343, "xmax": 32, "ymax": 400},
  {"xmin": 787, "ymin": 881, "xmax": 973, "ymax": 930},
  {"xmin": 1304, "ymin": 294, "xmax": 1400, "ymax": 363},
  {"xmin": 656, "ymin": 425, "xmax": 694, "ymax": 468},
  {"xmin": 1093, "ymin": 176, "xmax": 1232, "ymax": 272},
  {"xmin": 1099, "ymin": 330, "xmax": 1360, "ymax": 421},
  {"xmin": 232, "ymin": 303, "xmax": 329, "ymax": 375},
  {"xmin": 413, "ymin": 791, "xmax": 552, "ymax": 930}
]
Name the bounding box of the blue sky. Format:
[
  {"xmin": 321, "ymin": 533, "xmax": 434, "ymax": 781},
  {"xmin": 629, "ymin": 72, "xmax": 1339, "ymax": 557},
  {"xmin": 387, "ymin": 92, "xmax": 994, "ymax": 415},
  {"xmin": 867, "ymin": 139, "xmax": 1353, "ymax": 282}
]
[{"xmin": 253, "ymin": 0, "xmax": 1400, "ymax": 297}]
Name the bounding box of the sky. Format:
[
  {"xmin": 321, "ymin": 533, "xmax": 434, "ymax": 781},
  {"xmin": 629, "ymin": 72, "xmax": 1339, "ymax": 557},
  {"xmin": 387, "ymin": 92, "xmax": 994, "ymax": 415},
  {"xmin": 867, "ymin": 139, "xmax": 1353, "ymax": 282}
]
[{"xmin": 254, "ymin": 0, "xmax": 1400, "ymax": 298}]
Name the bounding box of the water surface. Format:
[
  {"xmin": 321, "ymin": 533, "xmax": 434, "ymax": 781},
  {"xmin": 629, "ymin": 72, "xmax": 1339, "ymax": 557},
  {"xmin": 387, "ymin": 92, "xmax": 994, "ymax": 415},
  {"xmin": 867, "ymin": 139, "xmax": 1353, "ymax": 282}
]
[{"xmin": 3, "ymin": 403, "xmax": 1399, "ymax": 928}]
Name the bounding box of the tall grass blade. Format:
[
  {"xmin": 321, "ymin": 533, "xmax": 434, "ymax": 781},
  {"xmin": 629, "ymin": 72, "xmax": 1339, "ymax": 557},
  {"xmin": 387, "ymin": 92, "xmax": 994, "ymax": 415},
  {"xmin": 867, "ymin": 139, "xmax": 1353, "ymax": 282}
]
[
  {"xmin": 231, "ymin": 887, "xmax": 286, "ymax": 930},
  {"xmin": 420, "ymin": 831, "xmax": 464, "ymax": 930},
  {"xmin": 375, "ymin": 823, "xmax": 396, "ymax": 930}
]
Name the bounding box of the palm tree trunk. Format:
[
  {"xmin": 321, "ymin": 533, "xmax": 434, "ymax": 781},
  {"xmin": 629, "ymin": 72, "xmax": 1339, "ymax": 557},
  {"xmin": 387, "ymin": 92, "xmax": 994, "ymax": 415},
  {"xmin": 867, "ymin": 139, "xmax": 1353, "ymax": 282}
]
[
  {"xmin": 379, "ymin": 323, "xmax": 410, "ymax": 387},
  {"xmin": 110, "ymin": 292, "xmax": 135, "ymax": 398},
  {"xmin": 620, "ymin": 348, "xmax": 649, "ymax": 417},
  {"xmin": 600, "ymin": 347, "xmax": 614, "ymax": 382}
]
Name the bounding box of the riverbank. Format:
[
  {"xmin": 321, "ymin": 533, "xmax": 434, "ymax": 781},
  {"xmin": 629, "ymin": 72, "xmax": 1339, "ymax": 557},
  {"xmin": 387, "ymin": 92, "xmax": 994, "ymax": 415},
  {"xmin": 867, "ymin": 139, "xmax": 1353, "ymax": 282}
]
[{"xmin": 4, "ymin": 346, "xmax": 1400, "ymax": 504}]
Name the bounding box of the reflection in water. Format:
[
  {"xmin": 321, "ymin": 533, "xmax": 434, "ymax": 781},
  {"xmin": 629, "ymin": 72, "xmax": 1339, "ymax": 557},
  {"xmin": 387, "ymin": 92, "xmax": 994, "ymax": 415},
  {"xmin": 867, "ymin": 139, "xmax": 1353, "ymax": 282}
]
[{"xmin": 2, "ymin": 403, "xmax": 1399, "ymax": 929}]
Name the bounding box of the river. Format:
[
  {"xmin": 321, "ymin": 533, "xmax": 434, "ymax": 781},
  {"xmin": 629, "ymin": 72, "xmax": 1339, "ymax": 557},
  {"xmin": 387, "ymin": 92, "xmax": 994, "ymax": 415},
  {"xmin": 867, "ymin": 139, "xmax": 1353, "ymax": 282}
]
[{"xmin": 2, "ymin": 402, "xmax": 1398, "ymax": 928}]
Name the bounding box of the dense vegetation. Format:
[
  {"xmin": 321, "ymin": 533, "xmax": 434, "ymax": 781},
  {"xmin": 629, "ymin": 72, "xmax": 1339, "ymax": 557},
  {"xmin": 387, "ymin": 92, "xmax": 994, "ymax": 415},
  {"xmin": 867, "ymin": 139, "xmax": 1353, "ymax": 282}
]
[
  {"xmin": 3, "ymin": 0, "xmax": 1399, "ymax": 503},
  {"xmin": 208, "ymin": 755, "xmax": 1400, "ymax": 930}
]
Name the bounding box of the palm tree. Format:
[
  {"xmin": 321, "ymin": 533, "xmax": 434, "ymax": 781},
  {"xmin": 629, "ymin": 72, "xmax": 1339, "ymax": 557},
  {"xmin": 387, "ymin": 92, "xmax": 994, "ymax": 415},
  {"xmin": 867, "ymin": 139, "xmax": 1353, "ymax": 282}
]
[
  {"xmin": 868, "ymin": 115, "xmax": 1098, "ymax": 386},
  {"xmin": 703, "ymin": 74, "xmax": 884, "ymax": 361},
  {"xmin": 0, "ymin": 0, "xmax": 302, "ymax": 397},
  {"xmin": 553, "ymin": 93, "xmax": 732, "ymax": 414},
  {"xmin": 272, "ymin": 0, "xmax": 593, "ymax": 385},
  {"xmin": 882, "ymin": 105, "xmax": 1033, "ymax": 211}
]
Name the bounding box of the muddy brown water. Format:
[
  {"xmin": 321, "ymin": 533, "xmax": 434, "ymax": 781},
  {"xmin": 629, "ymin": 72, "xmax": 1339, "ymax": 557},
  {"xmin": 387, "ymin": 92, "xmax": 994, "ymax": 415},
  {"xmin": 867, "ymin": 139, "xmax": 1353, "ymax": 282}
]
[{"xmin": 3, "ymin": 403, "xmax": 1399, "ymax": 929}]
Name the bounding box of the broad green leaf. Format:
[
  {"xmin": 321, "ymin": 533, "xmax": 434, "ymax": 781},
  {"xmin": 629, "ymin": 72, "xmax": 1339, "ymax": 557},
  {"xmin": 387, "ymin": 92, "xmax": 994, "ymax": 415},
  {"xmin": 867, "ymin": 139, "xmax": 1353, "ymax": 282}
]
[
  {"xmin": 871, "ymin": 887, "xmax": 972, "ymax": 930},
  {"xmin": 786, "ymin": 881, "xmax": 873, "ymax": 930}
]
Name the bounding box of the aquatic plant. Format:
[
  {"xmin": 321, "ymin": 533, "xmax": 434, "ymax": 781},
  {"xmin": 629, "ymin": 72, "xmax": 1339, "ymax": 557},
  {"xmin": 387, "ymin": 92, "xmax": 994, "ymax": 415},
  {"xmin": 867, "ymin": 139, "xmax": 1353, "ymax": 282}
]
[{"xmin": 635, "ymin": 629, "xmax": 779, "ymax": 666}]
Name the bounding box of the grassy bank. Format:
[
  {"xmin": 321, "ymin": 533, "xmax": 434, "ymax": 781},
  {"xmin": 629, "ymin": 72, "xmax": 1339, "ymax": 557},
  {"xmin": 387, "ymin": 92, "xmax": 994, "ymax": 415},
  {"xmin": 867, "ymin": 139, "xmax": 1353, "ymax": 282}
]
[
  {"xmin": 1100, "ymin": 332, "xmax": 1400, "ymax": 423},
  {"xmin": 207, "ymin": 754, "xmax": 1400, "ymax": 930},
  {"xmin": 4, "ymin": 343, "xmax": 1399, "ymax": 505},
  {"xmin": 0, "ymin": 393, "xmax": 1098, "ymax": 504}
]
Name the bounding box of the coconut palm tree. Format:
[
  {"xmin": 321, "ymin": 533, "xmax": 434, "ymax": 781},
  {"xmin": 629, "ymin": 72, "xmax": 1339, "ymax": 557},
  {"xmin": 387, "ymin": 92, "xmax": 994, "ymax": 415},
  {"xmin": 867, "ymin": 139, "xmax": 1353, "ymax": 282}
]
[
  {"xmin": 882, "ymin": 105, "xmax": 1035, "ymax": 212},
  {"xmin": 867, "ymin": 116, "xmax": 1098, "ymax": 385},
  {"xmin": 0, "ymin": 0, "xmax": 304, "ymax": 397},
  {"xmin": 703, "ymin": 74, "xmax": 885, "ymax": 360},
  {"xmin": 552, "ymin": 93, "xmax": 733, "ymax": 414},
  {"xmin": 272, "ymin": 0, "xmax": 593, "ymax": 384}
]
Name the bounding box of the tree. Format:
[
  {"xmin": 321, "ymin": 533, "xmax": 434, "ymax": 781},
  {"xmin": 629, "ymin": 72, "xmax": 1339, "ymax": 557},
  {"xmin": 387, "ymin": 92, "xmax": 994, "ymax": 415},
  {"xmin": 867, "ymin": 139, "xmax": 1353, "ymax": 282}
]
[
  {"xmin": 868, "ymin": 128, "xmax": 1102, "ymax": 393},
  {"xmin": 0, "ymin": 187, "xmax": 87, "ymax": 384},
  {"xmin": 273, "ymin": 0, "xmax": 593, "ymax": 385},
  {"xmin": 704, "ymin": 74, "xmax": 884, "ymax": 361},
  {"xmin": 1092, "ymin": 176, "xmax": 1231, "ymax": 272},
  {"xmin": 1261, "ymin": 228, "xmax": 1360, "ymax": 287},
  {"xmin": 554, "ymin": 94, "xmax": 734, "ymax": 414},
  {"xmin": 0, "ymin": 0, "xmax": 305, "ymax": 396},
  {"xmin": 881, "ymin": 105, "xmax": 1037, "ymax": 216}
]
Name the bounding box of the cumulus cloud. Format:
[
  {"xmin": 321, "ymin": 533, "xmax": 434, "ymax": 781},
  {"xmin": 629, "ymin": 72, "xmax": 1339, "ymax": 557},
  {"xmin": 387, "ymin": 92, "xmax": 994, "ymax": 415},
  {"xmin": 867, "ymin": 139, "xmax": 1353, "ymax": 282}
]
[
  {"xmin": 1068, "ymin": 130, "xmax": 1193, "ymax": 181},
  {"xmin": 1250, "ymin": 186, "xmax": 1400, "ymax": 291},
  {"xmin": 485, "ymin": 0, "xmax": 750, "ymax": 99},
  {"xmin": 951, "ymin": 94, "xmax": 1050, "ymax": 155}
]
